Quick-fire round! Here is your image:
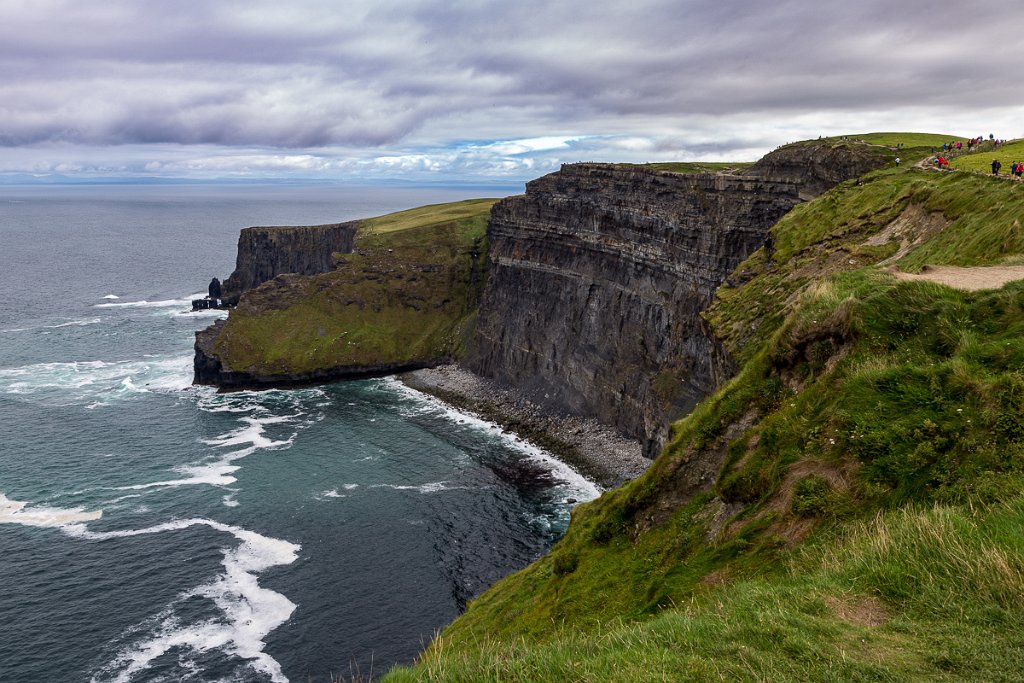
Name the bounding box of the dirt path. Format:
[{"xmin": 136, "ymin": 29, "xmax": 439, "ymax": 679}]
[{"xmin": 887, "ymin": 264, "xmax": 1024, "ymax": 290}]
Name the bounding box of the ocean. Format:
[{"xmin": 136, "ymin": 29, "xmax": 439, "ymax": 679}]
[{"xmin": 0, "ymin": 184, "xmax": 599, "ymax": 682}]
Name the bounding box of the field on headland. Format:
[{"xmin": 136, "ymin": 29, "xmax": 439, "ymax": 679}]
[
  {"xmin": 383, "ymin": 140, "xmax": 1024, "ymax": 682},
  {"xmin": 950, "ymin": 138, "xmax": 1024, "ymax": 174},
  {"xmin": 209, "ymin": 199, "xmax": 496, "ymax": 377}
]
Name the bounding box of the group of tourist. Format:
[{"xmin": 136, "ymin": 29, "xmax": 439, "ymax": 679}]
[
  {"xmin": 988, "ymin": 159, "xmax": 1024, "ymax": 178},
  {"xmin": 926, "ymin": 133, "xmax": 1021, "ymax": 180}
]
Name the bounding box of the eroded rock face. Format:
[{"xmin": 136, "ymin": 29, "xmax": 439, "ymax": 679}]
[
  {"xmin": 221, "ymin": 222, "xmax": 358, "ymax": 302},
  {"xmin": 742, "ymin": 142, "xmax": 891, "ymax": 199},
  {"xmin": 470, "ymin": 164, "xmax": 803, "ymax": 457}
]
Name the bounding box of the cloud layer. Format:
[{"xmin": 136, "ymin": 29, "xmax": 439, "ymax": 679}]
[{"xmin": 2, "ymin": 0, "xmax": 1023, "ymax": 180}]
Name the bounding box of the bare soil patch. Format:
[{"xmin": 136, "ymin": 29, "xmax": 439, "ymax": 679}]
[
  {"xmin": 887, "ymin": 264, "xmax": 1024, "ymax": 291},
  {"xmin": 826, "ymin": 594, "xmax": 889, "ymax": 627}
]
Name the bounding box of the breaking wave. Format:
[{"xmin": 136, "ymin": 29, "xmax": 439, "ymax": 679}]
[
  {"xmin": 65, "ymin": 518, "xmax": 299, "ymax": 683},
  {"xmin": 0, "ymin": 492, "xmax": 103, "ymax": 528}
]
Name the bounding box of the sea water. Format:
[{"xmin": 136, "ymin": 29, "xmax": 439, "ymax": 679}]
[{"xmin": 0, "ymin": 184, "xmax": 599, "ymax": 682}]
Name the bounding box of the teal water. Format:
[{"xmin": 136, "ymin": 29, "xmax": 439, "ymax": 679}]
[{"xmin": 0, "ymin": 185, "xmax": 598, "ymax": 682}]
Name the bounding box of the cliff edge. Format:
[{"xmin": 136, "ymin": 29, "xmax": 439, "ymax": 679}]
[
  {"xmin": 221, "ymin": 222, "xmax": 358, "ymax": 303},
  {"xmin": 471, "ymin": 164, "xmax": 801, "ymax": 458}
]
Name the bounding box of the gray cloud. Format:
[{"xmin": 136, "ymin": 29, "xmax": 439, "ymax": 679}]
[{"xmin": 0, "ymin": 0, "xmax": 1022, "ymax": 178}]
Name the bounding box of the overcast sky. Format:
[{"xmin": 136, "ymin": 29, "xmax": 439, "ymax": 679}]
[{"xmin": 2, "ymin": 0, "xmax": 1023, "ymax": 182}]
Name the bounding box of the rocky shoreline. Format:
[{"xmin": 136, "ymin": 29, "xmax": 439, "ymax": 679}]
[{"xmin": 399, "ymin": 364, "xmax": 649, "ymax": 489}]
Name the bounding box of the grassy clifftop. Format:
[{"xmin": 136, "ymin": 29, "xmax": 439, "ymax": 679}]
[
  {"xmin": 385, "ymin": 162, "xmax": 1024, "ymax": 681},
  {"xmin": 951, "ymin": 138, "xmax": 1024, "ymax": 173},
  {"xmin": 207, "ymin": 199, "xmax": 496, "ymax": 378}
]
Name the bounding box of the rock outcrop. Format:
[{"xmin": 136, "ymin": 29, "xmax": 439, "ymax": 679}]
[
  {"xmin": 470, "ymin": 164, "xmax": 803, "ymax": 457},
  {"xmin": 742, "ymin": 141, "xmax": 891, "ymax": 199},
  {"xmin": 221, "ymin": 222, "xmax": 358, "ymax": 303}
]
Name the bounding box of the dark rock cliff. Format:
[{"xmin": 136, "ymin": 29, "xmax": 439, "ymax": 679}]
[
  {"xmin": 470, "ymin": 164, "xmax": 803, "ymax": 457},
  {"xmin": 742, "ymin": 141, "xmax": 891, "ymax": 199},
  {"xmin": 221, "ymin": 222, "xmax": 358, "ymax": 302}
]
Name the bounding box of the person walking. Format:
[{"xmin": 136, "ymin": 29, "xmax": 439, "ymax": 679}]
[
  {"xmin": 895, "ymin": 156, "xmax": 901, "ymax": 167},
  {"xmin": 992, "ymin": 159, "xmax": 1002, "ymax": 175}
]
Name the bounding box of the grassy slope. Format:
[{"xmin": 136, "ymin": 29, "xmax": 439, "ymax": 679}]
[
  {"xmin": 950, "ymin": 138, "xmax": 1024, "ymax": 173},
  {"xmin": 830, "ymin": 132, "xmax": 965, "ymax": 148},
  {"xmin": 385, "ymin": 166, "xmax": 1024, "ymax": 681},
  {"xmin": 794, "ymin": 133, "xmax": 964, "ymax": 165},
  {"xmin": 211, "ymin": 199, "xmax": 497, "ymax": 376},
  {"xmin": 642, "ymin": 161, "xmax": 752, "ymax": 174}
]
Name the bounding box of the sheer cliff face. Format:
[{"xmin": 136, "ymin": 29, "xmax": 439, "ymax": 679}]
[
  {"xmin": 221, "ymin": 222, "xmax": 358, "ymax": 301},
  {"xmin": 470, "ymin": 164, "xmax": 802, "ymax": 457}
]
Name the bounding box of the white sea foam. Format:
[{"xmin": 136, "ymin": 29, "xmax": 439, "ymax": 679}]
[
  {"xmin": 371, "ymin": 481, "xmax": 470, "ymax": 494},
  {"xmin": 93, "ymin": 292, "xmax": 206, "ymax": 310},
  {"xmin": 316, "ymin": 489, "xmax": 344, "ymax": 499},
  {"xmin": 94, "ymin": 298, "xmax": 191, "ymax": 309},
  {"xmin": 170, "ymin": 308, "xmax": 228, "ymax": 319},
  {"xmin": 0, "ymin": 354, "xmax": 193, "ymax": 405},
  {"xmin": 118, "ymin": 416, "xmax": 296, "ymax": 492},
  {"xmin": 384, "ymin": 378, "xmax": 601, "ymax": 501},
  {"xmin": 69, "ymin": 518, "xmax": 299, "ymax": 683},
  {"xmin": 2, "ymin": 317, "xmax": 103, "ymax": 333},
  {"xmin": 0, "ymin": 492, "xmax": 102, "ymax": 527},
  {"xmin": 49, "ymin": 317, "xmax": 103, "ymax": 328}
]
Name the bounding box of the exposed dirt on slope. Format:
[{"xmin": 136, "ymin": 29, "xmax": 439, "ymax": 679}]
[{"xmin": 887, "ymin": 264, "xmax": 1024, "ymax": 290}]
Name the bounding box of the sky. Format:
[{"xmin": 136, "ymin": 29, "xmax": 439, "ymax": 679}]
[{"xmin": 2, "ymin": 0, "xmax": 1023, "ymax": 183}]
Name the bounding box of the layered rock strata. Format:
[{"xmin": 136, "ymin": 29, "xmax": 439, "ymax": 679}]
[
  {"xmin": 743, "ymin": 142, "xmax": 891, "ymax": 199},
  {"xmin": 470, "ymin": 164, "xmax": 803, "ymax": 457},
  {"xmin": 221, "ymin": 222, "xmax": 358, "ymax": 302}
]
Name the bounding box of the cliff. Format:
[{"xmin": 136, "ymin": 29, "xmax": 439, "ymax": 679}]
[
  {"xmin": 743, "ymin": 139, "xmax": 892, "ymax": 198},
  {"xmin": 470, "ymin": 163, "xmax": 802, "ymax": 457},
  {"xmin": 221, "ymin": 222, "xmax": 358, "ymax": 302}
]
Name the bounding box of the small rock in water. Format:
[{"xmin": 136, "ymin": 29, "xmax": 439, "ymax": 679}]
[{"xmin": 566, "ymin": 497, "xmax": 578, "ymax": 504}]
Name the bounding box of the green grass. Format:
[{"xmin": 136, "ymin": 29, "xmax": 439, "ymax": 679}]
[
  {"xmin": 384, "ymin": 157, "xmax": 1024, "ymax": 682},
  {"xmin": 710, "ymin": 167, "xmax": 1024, "ymax": 366},
  {"xmin": 211, "ymin": 199, "xmax": 494, "ymax": 375},
  {"xmin": 642, "ymin": 161, "xmax": 752, "ymax": 174},
  {"xmin": 950, "ymin": 138, "xmax": 1024, "ymax": 174},
  {"xmin": 363, "ymin": 198, "xmax": 500, "ymax": 234},
  {"xmin": 788, "ymin": 133, "xmax": 964, "ymax": 164},
  {"xmin": 825, "ymin": 132, "xmax": 966, "ymax": 148},
  {"xmin": 385, "ymin": 499, "xmax": 1024, "ymax": 682}
]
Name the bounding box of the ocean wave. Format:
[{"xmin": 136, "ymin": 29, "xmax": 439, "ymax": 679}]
[
  {"xmin": 371, "ymin": 481, "xmax": 472, "ymax": 494},
  {"xmin": 102, "ymin": 294, "xmax": 120, "ymax": 300},
  {"xmin": 195, "ymin": 386, "xmax": 326, "ymax": 415},
  {"xmin": 0, "ymin": 492, "xmax": 102, "ymax": 527},
  {"xmin": 49, "ymin": 317, "xmax": 104, "ymax": 328},
  {"xmin": 93, "ymin": 292, "xmax": 205, "ymax": 310},
  {"xmin": 2, "ymin": 317, "xmax": 104, "ymax": 333},
  {"xmin": 0, "ymin": 355, "xmax": 193, "ymax": 405},
  {"xmin": 118, "ymin": 416, "xmax": 296, "ymax": 492},
  {"xmin": 66, "ymin": 518, "xmax": 299, "ymax": 683},
  {"xmin": 94, "ymin": 298, "xmax": 190, "ymax": 309}
]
